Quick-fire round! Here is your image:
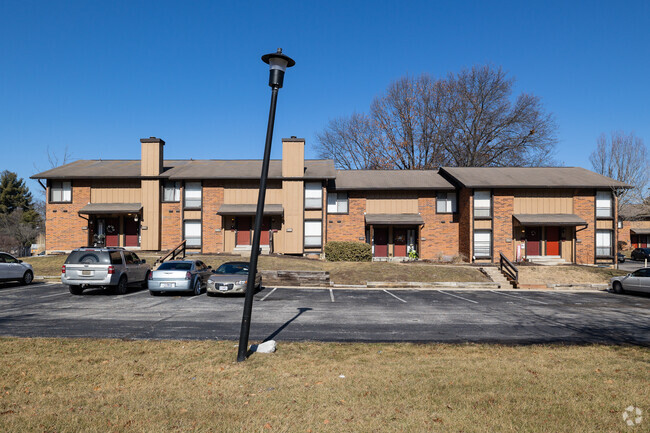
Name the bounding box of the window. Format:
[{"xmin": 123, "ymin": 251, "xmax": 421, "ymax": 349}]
[
  {"xmin": 184, "ymin": 182, "xmax": 202, "ymax": 209},
  {"xmin": 184, "ymin": 221, "xmax": 202, "ymax": 248},
  {"xmin": 305, "ymin": 182, "xmax": 322, "ymax": 209},
  {"xmin": 596, "ymin": 191, "xmax": 612, "ymax": 218},
  {"xmin": 474, "ymin": 190, "xmax": 491, "ymax": 218},
  {"xmin": 436, "ymin": 192, "xmax": 457, "ymax": 213},
  {"xmin": 474, "ymin": 230, "xmax": 492, "ymax": 258},
  {"xmin": 596, "ymin": 230, "xmax": 612, "ymax": 257},
  {"xmin": 163, "ymin": 181, "xmax": 180, "ymax": 202},
  {"xmin": 50, "ymin": 181, "xmax": 72, "ymax": 202},
  {"xmin": 110, "ymin": 252, "xmax": 122, "ymax": 265},
  {"xmin": 327, "ymin": 192, "xmax": 348, "ymax": 213},
  {"xmin": 304, "ymin": 220, "xmax": 322, "ymax": 248}
]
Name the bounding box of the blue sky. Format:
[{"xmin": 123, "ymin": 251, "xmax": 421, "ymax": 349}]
[{"xmin": 1, "ymin": 0, "xmax": 648, "ymax": 195}]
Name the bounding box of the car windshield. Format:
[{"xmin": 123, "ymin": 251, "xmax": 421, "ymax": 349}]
[
  {"xmin": 65, "ymin": 251, "xmax": 111, "ymax": 264},
  {"xmin": 157, "ymin": 262, "xmax": 192, "ymax": 271},
  {"xmin": 215, "ymin": 263, "xmax": 248, "ymax": 275}
]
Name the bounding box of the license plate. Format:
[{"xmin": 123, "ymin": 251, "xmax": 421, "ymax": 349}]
[
  {"xmin": 81, "ymin": 270, "xmax": 92, "ymax": 276},
  {"xmin": 160, "ymin": 282, "xmax": 175, "ymax": 288},
  {"xmin": 218, "ymin": 285, "xmax": 228, "ymax": 291}
]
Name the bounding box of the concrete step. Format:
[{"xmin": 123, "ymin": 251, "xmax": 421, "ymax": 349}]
[{"xmin": 526, "ymin": 256, "xmax": 566, "ymax": 266}]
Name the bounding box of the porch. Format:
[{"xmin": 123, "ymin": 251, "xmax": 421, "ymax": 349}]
[
  {"xmin": 217, "ymin": 204, "xmax": 283, "ymax": 255},
  {"xmin": 79, "ymin": 203, "xmax": 142, "ymax": 249},
  {"xmin": 365, "ymin": 213, "xmax": 423, "ymax": 260},
  {"xmin": 512, "ymin": 214, "xmax": 587, "ymax": 264}
]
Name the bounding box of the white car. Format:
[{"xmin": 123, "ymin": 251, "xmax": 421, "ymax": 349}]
[
  {"xmin": 0, "ymin": 252, "xmax": 34, "ymax": 285},
  {"xmin": 610, "ymin": 268, "xmax": 650, "ymax": 294}
]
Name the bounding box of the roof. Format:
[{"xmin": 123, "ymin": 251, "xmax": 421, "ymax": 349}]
[
  {"xmin": 439, "ymin": 167, "xmax": 631, "ymax": 189},
  {"xmin": 513, "ymin": 213, "xmax": 587, "ymax": 226},
  {"xmin": 365, "ymin": 213, "xmax": 424, "ymax": 225},
  {"xmin": 31, "ymin": 159, "xmax": 336, "ymax": 180},
  {"xmin": 631, "ymin": 228, "xmax": 650, "ymax": 235},
  {"xmin": 217, "ymin": 204, "xmax": 284, "ymax": 216},
  {"xmin": 620, "ymin": 204, "xmax": 650, "ymax": 220},
  {"xmin": 333, "ymin": 170, "xmax": 454, "ymax": 191},
  {"xmin": 78, "ymin": 203, "xmax": 142, "ymax": 215}
]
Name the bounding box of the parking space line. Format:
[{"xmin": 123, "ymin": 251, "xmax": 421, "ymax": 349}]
[
  {"xmin": 329, "ymin": 288, "xmax": 335, "ymax": 302},
  {"xmin": 436, "ymin": 290, "xmax": 478, "ymax": 304},
  {"xmin": 383, "ymin": 289, "xmax": 407, "ymax": 303},
  {"xmin": 489, "ymin": 290, "xmax": 548, "ymax": 305},
  {"xmin": 119, "ymin": 290, "xmax": 148, "ymax": 298},
  {"xmin": 260, "ymin": 288, "xmax": 277, "ymax": 301},
  {"xmin": 186, "ymin": 294, "xmax": 203, "ymax": 301},
  {"xmin": 39, "ymin": 291, "xmax": 69, "ymax": 299}
]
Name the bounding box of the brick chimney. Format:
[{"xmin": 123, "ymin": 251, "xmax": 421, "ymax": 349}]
[
  {"xmin": 140, "ymin": 137, "xmax": 165, "ymax": 176},
  {"xmin": 282, "ymin": 136, "xmax": 305, "ymax": 178}
]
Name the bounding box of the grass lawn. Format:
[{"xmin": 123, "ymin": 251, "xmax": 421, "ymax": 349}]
[
  {"xmin": 518, "ymin": 265, "xmax": 628, "ymax": 285},
  {"xmin": 0, "ymin": 338, "xmax": 647, "ymax": 432},
  {"xmin": 23, "ymin": 254, "xmax": 489, "ymax": 285}
]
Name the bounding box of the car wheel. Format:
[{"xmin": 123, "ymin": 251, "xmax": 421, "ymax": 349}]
[
  {"xmin": 21, "ymin": 270, "xmax": 33, "ymax": 285},
  {"xmin": 141, "ymin": 271, "xmax": 150, "ymax": 289},
  {"xmin": 613, "ymin": 281, "xmax": 624, "ymax": 294},
  {"xmin": 193, "ymin": 279, "xmax": 201, "ymax": 296},
  {"xmin": 69, "ymin": 285, "xmax": 83, "ymax": 295},
  {"xmin": 116, "ymin": 276, "xmax": 128, "ymax": 295}
]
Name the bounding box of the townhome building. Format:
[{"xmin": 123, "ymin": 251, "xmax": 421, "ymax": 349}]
[{"xmin": 32, "ymin": 136, "xmax": 628, "ymax": 265}]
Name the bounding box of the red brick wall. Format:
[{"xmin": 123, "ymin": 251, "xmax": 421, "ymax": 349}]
[
  {"xmin": 161, "ymin": 202, "xmax": 182, "ymax": 250},
  {"xmin": 492, "ymin": 189, "xmax": 515, "ymax": 263},
  {"xmin": 202, "ymin": 181, "xmax": 224, "ymax": 254},
  {"xmin": 326, "ymin": 192, "xmax": 366, "ymax": 243},
  {"xmin": 418, "ymin": 193, "xmax": 459, "ymax": 259},
  {"xmin": 457, "ymin": 188, "xmax": 472, "ymax": 261},
  {"xmin": 574, "ymin": 189, "xmax": 595, "ymax": 264},
  {"xmin": 45, "ymin": 180, "xmax": 91, "ymax": 252}
]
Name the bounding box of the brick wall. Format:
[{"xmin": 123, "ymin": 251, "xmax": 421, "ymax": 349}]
[
  {"xmin": 418, "ymin": 193, "xmax": 459, "ymax": 259},
  {"xmin": 46, "ymin": 181, "xmax": 91, "ymax": 252},
  {"xmin": 492, "ymin": 189, "xmax": 515, "ymax": 263},
  {"xmin": 326, "ymin": 192, "xmax": 366, "ymax": 243},
  {"xmin": 161, "ymin": 202, "xmax": 182, "ymax": 250},
  {"xmin": 574, "ymin": 189, "xmax": 595, "ymax": 264},
  {"xmin": 202, "ymin": 181, "xmax": 224, "ymax": 254}
]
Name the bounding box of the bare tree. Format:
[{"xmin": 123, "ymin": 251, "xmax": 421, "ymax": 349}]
[
  {"xmin": 589, "ymin": 131, "xmax": 649, "ymax": 209},
  {"xmin": 316, "ymin": 65, "xmax": 557, "ymax": 169},
  {"xmin": 0, "ymin": 209, "xmax": 40, "ymax": 250}
]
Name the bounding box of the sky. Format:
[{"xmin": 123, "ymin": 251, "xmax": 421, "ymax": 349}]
[{"xmin": 1, "ymin": 0, "xmax": 649, "ymax": 195}]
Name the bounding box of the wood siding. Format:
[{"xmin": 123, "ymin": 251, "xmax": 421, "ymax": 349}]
[
  {"xmin": 366, "ymin": 192, "xmax": 418, "ymax": 214},
  {"xmin": 513, "ymin": 190, "xmax": 573, "ymax": 214},
  {"xmin": 597, "ymin": 220, "xmax": 614, "ymax": 229},
  {"xmin": 282, "ymin": 140, "xmax": 304, "ymax": 178},
  {"xmin": 91, "ymin": 181, "xmax": 141, "ymax": 203},
  {"xmin": 281, "ymin": 180, "xmax": 304, "ymax": 253},
  {"xmin": 474, "ymin": 219, "xmax": 492, "ymax": 229},
  {"xmin": 140, "ymin": 180, "xmax": 160, "ymax": 250},
  {"xmin": 223, "ymin": 181, "xmax": 283, "ymax": 204},
  {"xmin": 141, "ymin": 141, "xmax": 163, "ymax": 176}
]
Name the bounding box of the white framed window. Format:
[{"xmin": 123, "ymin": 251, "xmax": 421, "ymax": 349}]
[
  {"xmin": 305, "ymin": 182, "xmax": 322, "ymax": 209},
  {"xmin": 163, "ymin": 181, "xmax": 180, "ymax": 202},
  {"xmin": 184, "ymin": 182, "xmax": 202, "ymax": 209},
  {"xmin": 436, "ymin": 191, "xmax": 457, "ymax": 213},
  {"xmin": 474, "ymin": 230, "xmax": 491, "ymax": 258},
  {"xmin": 474, "ymin": 190, "xmax": 491, "ymax": 218},
  {"xmin": 596, "ymin": 191, "xmax": 612, "ymax": 218},
  {"xmin": 50, "ymin": 181, "xmax": 72, "ymax": 203},
  {"xmin": 184, "ymin": 220, "xmax": 202, "ymax": 248},
  {"xmin": 304, "ymin": 220, "xmax": 322, "ymax": 248},
  {"xmin": 327, "ymin": 192, "xmax": 348, "ymax": 213},
  {"xmin": 596, "ymin": 230, "xmax": 612, "ymax": 257}
]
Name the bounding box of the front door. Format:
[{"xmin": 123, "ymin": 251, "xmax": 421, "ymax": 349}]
[
  {"xmin": 236, "ymin": 217, "xmax": 251, "ymax": 246},
  {"xmin": 105, "ymin": 218, "xmax": 120, "ymax": 247},
  {"xmin": 546, "ymin": 226, "xmax": 560, "ymax": 256},
  {"xmin": 124, "ymin": 216, "xmax": 140, "ymax": 247},
  {"xmin": 394, "ymin": 228, "xmax": 407, "ymax": 257},
  {"xmin": 526, "ymin": 227, "xmax": 541, "ymax": 256},
  {"xmin": 374, "ymin": 228, "xmax": 388, "ymax": 257}
]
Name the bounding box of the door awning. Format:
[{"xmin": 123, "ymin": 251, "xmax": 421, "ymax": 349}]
[
  {"xmin": 79, "ymin": 203, "xmax": 142, "ymax": 215},
  {"xmin": 513, "ymin": 213, "xmax": 587, "ymax": 226},
  {"xmin": 217, "ymin": 204, "xmax": 284, "ymax": 216},
  {"xmin": 630, "ymin": 228, "xmax": 650, "ymax": 235},
  {"xmin": 365, "ymin": 213, "xmax": 424, "ymax": 225}
]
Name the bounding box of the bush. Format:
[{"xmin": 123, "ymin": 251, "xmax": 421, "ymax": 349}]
[{"xmin": 324, "ymin": 241, "xmax": 372, "ymax": 262}]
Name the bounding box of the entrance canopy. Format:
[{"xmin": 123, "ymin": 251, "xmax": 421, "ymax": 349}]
[
  {"xmin": 365, "ymin": 213, "xmax": 424, "ymax": 225},
  {"xmin": 79, "ymin": 203, "xmax": 142, "ymax": 215},
  {"xmin": 630, "ymin": 228, "xmax": 650, "ymax": 235},
  {"xmin": 217, "ymin": 204, "xmax": 284, "ymax": 216},
  {"xmin": 513, "ymin": 213, "xmax": 586, "ymax": 227}
]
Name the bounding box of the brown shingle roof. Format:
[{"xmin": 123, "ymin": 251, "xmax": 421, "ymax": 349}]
[
  {"xmin": 333, "ymin": 170, "xmax": 454, "ymax": 191},
  {"xmin": 440, "ymin": 167, "xmax": 631, "ymax": 189},
  {"xmin": 513, "ymin": 214, "xmax": 587, "ymax": 226}
]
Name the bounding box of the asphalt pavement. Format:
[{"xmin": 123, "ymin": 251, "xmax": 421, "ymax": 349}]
[{"xmin": 0, "ymin": 282, "xmax": 648, "ymax": 346}]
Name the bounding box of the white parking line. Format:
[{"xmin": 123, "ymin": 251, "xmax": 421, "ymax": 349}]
[
  {"xmin": 260, "ymin": 288, "xmax": 277, "ymax": 301},
  {"xmin": 186, "ymin": 294, "xmax": 203, "ymax": 301},
  {"xmin": 119, "ymin": 290, "xmax": 148, "ymax": 298},
  {"xmin": 436, "ymin": 290, "xmax": 478, "ymax": 304},
  {"xmin": 489, "ymin": 290, "xmax": 548, "ymax": 305},
  {"xmin": 329, "ymin": 288, "xmax": 335, "ymax": 302},
  {"xmin": 39, "ymin": 291, "xmax": 69, "ymax": 299},
  {"xmin": 383, "ymin": 289, "xmax": 407, "ymax": 303}
]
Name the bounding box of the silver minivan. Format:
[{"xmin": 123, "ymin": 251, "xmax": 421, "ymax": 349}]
[{"xmin": 62, "ymin": 247, "xmax": 150, "ymax": 295}]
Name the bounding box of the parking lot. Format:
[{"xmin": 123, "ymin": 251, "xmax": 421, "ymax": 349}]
[{"xmin": 0, "ymin": 282, "xmax": 648, "ymax": 345}]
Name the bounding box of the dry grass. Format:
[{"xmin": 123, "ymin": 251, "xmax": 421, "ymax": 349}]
[
  {"xmin": 518, "ymin": 265, "xmax": 627, "ymax": 285},
  {"xmin": 0, "ymin": 338, "xmax": 647, "ymax": 432}
]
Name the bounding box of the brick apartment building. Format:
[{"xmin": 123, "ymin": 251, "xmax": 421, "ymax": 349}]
[{"xmin": 32, "ymin": 137, "xmax": 628, "ymax": 265}]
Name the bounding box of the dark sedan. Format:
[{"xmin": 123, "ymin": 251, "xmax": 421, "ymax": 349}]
[{"xmin": 630, "ymin": 248, "xmax": 650, "ymax": 261}]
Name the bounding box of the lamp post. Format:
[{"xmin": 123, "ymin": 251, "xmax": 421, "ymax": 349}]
[{"xmin": 237, "ymin": 48, "xmax": 295, "ymax": 362}]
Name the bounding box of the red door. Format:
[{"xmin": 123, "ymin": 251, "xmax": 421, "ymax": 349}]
[
  {"xmin": 105, "ymin": 218, "xmax": 120, "ymax": 247},
  {"xmin": 236, "ymin": 217, "xmax": 251, "ymax": 246},
  {"xmin": 374, "ymin": 228, "xmax": 388, "ymax": 257},
  {"xmin": 546, "ymin": 227, "xmax": 560, "ymax": 256},
  {"xmin": 525, "ymin": 227, "xmax": 540, "ymax": 256},
  {"xmin": 394, "ymin": 228, "xmax": 407, "ymax": 257},
  {"xmin": 259, "ymin": 217, "xmax": 271, "ymax": 246},
  {"xmin": 124, "ymin": 216, "xmax": 140, "ymax": 247}
]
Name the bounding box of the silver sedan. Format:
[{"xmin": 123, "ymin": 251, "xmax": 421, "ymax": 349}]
[
  {"xmin": 610, "ymin": 268, "xmax": 650, "ymax": 294},
  {"xmin": 148, "ymin": 260, "xmax": 212, "ymax": 296},
  {"xmin": 0, "ymin": 252, "xmax": 34, "ymax": 285},
  {"xmin": 206, "ymin": 261, "xmax": 261, "ymax": 296}
]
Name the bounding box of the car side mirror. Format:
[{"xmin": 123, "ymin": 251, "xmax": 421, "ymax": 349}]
[
  {"xmin": 141, "ymin": 259, "xmax": 146, "ymax": 264},
  {"xmin": 627, "ymin": 273, "xmax": 631, "ymax": 277}
]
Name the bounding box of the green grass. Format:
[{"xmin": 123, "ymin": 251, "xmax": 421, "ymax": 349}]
[{"xmin": 0, "ymin": 338, "xmax": 647, "ymax": 432}]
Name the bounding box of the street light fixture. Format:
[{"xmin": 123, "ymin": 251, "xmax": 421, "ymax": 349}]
[{"xmin": 237, "ymin": 48, "xmax": 295, "ymax": 362}]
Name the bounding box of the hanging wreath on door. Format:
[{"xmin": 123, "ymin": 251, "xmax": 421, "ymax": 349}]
[{"xmin": 106, "ymin": 225, "xmax": 116, "ymax": 234}]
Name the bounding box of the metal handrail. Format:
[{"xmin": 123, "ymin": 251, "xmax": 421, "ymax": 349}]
[
  {"xmin": 157, "ymin": 240, "xmax": 187, "ymax": 264},
  {"xmin": 499, "ymin": 251, "xmax": 519, "ymax": 284}
]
